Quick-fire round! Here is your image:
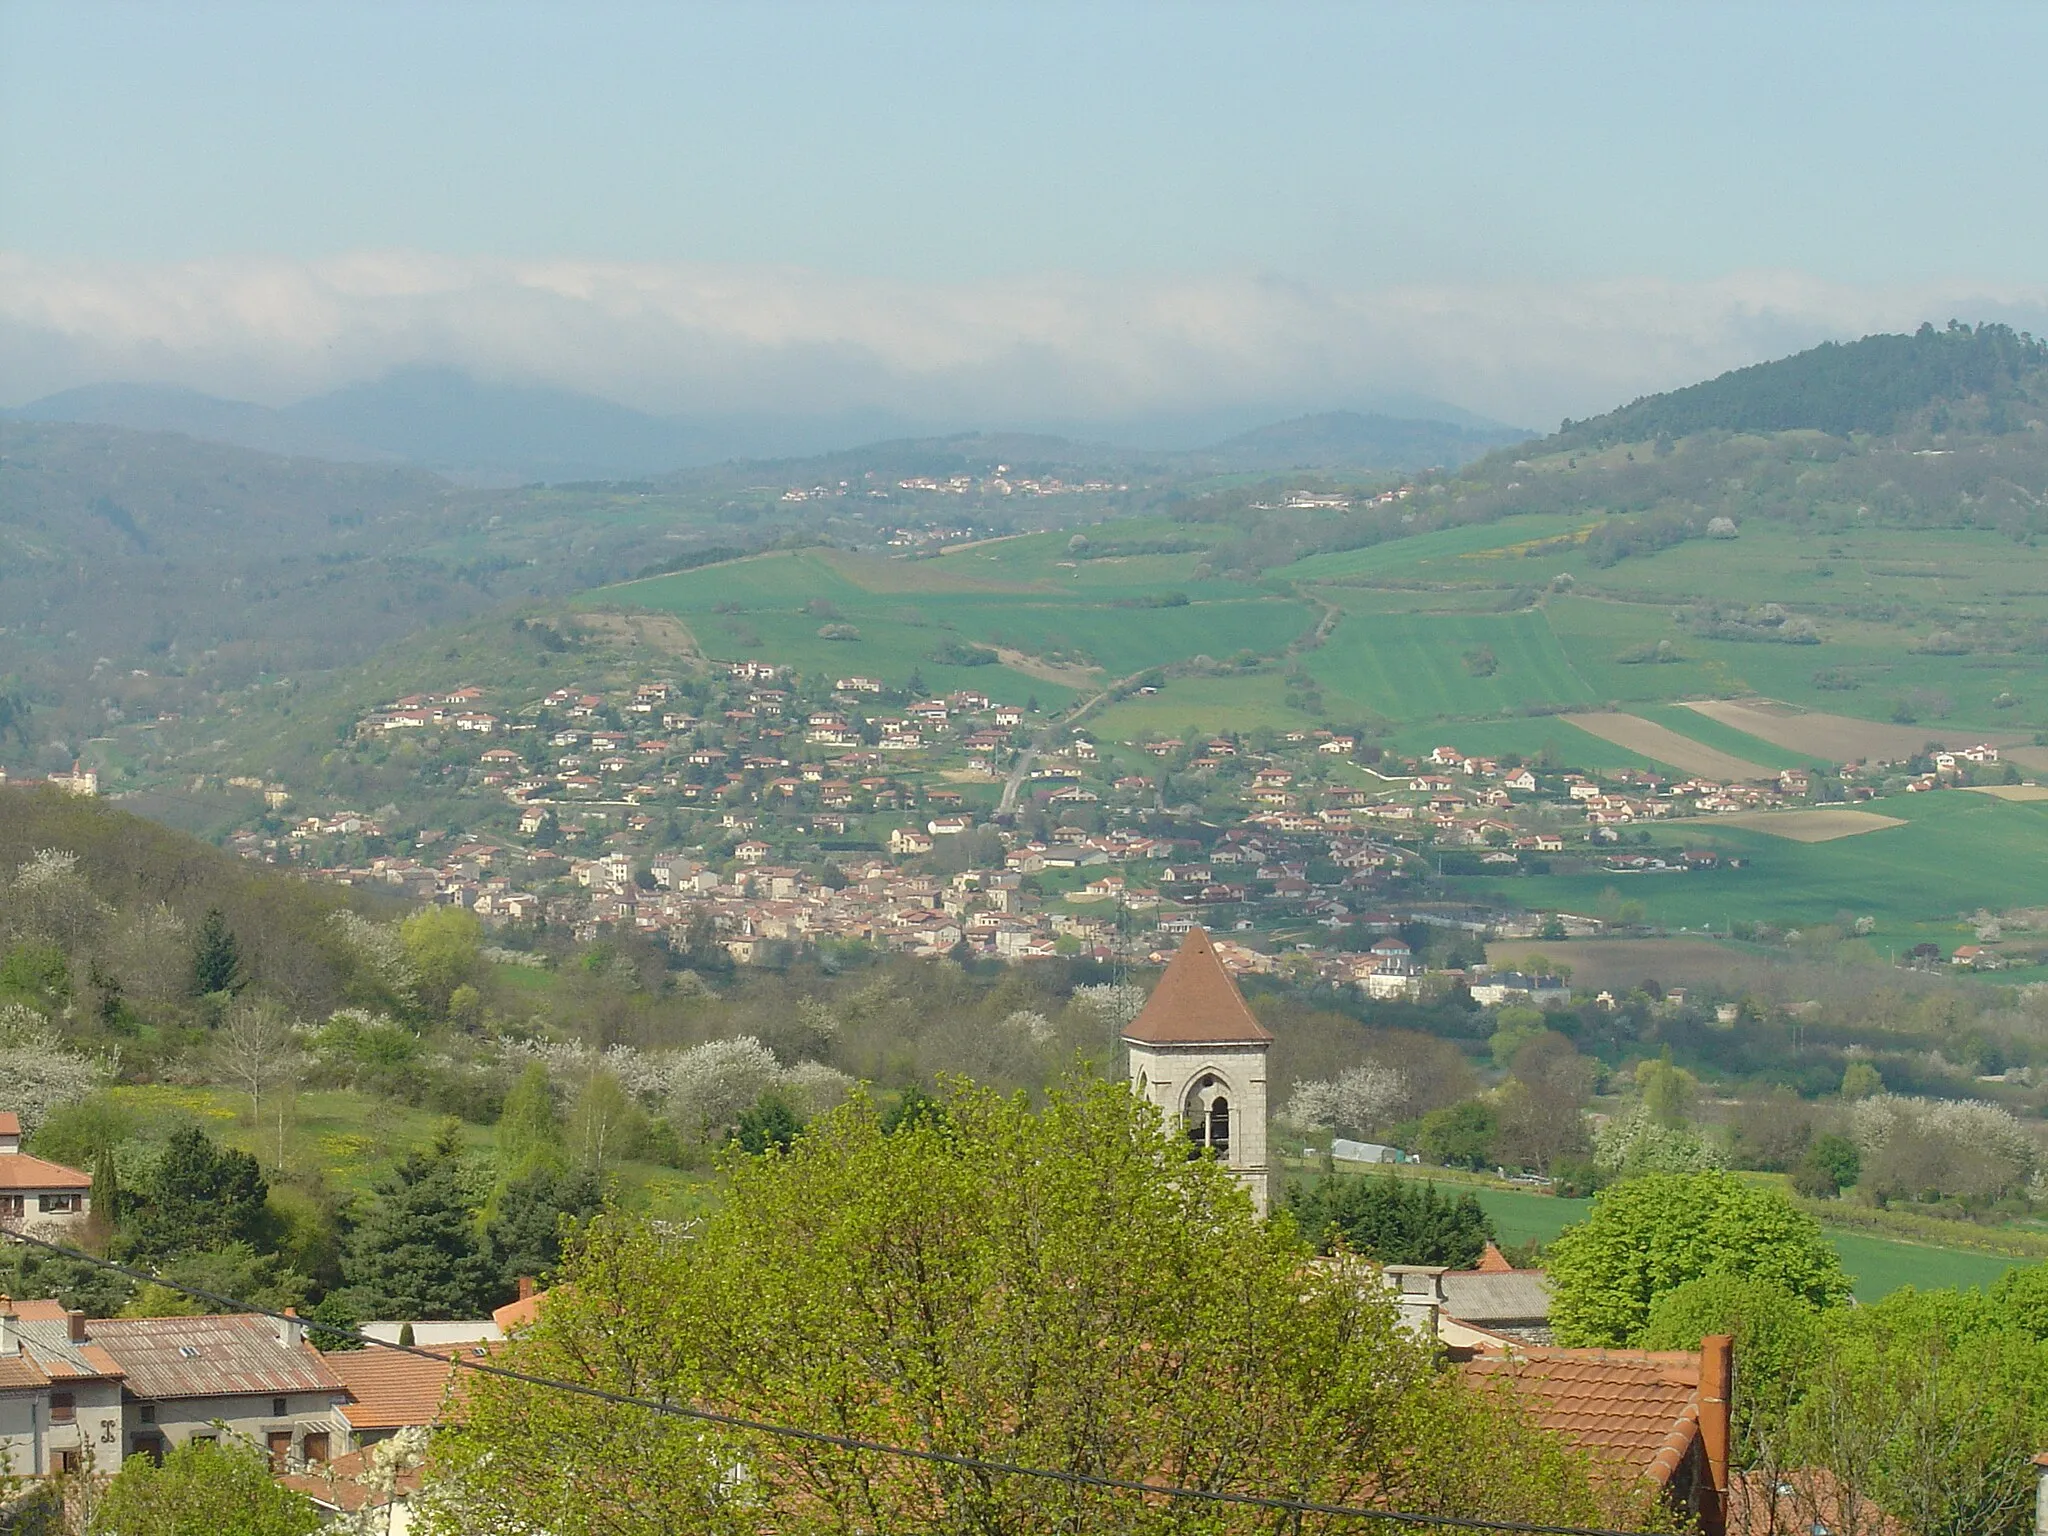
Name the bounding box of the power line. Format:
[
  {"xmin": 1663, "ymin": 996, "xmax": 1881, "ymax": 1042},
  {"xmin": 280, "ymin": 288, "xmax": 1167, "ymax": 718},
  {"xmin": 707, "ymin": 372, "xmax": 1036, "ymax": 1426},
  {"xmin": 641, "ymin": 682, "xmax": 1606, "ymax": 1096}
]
[{"xmin": 2, "ymin": 1227, "xmax": 1656, "ymax": 1536}]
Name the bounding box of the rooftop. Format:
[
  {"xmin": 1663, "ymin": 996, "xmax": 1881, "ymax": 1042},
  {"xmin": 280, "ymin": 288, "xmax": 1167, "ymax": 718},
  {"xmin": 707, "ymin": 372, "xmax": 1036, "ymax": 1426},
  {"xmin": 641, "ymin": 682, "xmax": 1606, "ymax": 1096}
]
[
  {"xmin": 1122, "ymin": 928, "xmax": 1273, "ymax": 1048},
  {"xmin": 324, "ymin": 1345, "xmax": 475, "ymax": 1430},
  {"xmin": 87, "ymin": 1314, "xmax": 344, "ymax": 1400},
  {"xmin": 1460, "ymin": 1346, "xmax": 1703, "ymax": 1487}
]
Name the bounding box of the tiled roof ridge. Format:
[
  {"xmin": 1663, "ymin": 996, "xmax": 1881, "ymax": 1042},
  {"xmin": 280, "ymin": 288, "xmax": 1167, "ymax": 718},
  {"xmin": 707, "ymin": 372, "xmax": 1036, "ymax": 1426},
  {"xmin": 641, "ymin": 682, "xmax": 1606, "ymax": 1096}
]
[{"xmin": 1122, "ymin": 928, "xmax": 1274, "ymax": 1046}]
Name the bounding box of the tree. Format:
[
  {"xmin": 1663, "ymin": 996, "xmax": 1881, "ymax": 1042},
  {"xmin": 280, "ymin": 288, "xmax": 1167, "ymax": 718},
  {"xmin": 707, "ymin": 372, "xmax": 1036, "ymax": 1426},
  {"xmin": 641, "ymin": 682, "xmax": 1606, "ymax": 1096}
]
[
  {"xmin": 1415, "ymin": 1100, "xmax": 1497, "ymax": 1170},
  {"xmin": 1289, "ymin": 1173, "xmax": 1495, "ymax": 1266},
  {"xmin": 399, "ymin": 905, "xmax": 482, "ymax": 1017},
  {"xmin": 567, "ymin": 1069, "xmax": 643, "ymax": 1172},
  {"xmin": 1791, "ymin": 1132, "xmax": 1861, "ymax": 1198},
  {"xmin": 495, "ymin": 1062, "xmax": 564, "ymax": 1181},
  {"xmin": 189, "ymin": 907, "xmax": 244, "ymax": 998},
  {"xmin": 92, "ymin": 1437, "xmax": 322, "ymax": 1536},
  {"xmin": 341, "ymin": 1139, "xmax": 493, "ymax": 1320},
  {"xmin": 1785, "ymin": 1290, "xmax": 2048, "ymax": 1536},
  {"xmin": 1840, "ymin": 1060, "xmax": 1883, "ymax": 1100},
  {"xmin": 212, "ymin": 996, "xmax": 309, "ymax": 1169},
  {"xmin": 124, "ymin": 1128, "xmax": 271, "ymax": 1264},
  {"xmin": 732, "ymin": 1089, "xmax": 804, "ymax": 1155},
  {"xmin": 422, "ymin": 1078, "xmax": 1641, "ymax": 1536},
  {"xmin": 1637, "ymin": 1273, "xmax": 1824, "ymax": 1463},
  {"xmin": 1492, "ymin": 1035, "xmax": 1595, "ymax": 1174},
  {"xmin": 1634, "ymin": 1050, "xmax": 1697, "ymax": 1126},
  {"xmin": 481, "ymin": 1165, "xmax": 603, "ymax": 1298},
  {"xmin": 1547, "ymin": 1171, "xmax": 1851, "ymax": 1347}
]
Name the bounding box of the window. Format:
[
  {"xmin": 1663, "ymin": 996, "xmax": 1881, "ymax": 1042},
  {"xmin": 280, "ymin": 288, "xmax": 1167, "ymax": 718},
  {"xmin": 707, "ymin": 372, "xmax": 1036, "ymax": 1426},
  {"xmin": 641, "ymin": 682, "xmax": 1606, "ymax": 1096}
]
[
  {"xmin": 37, "ymin": 1194, "xmax": 79, "ymax": 1214},
  {"xmin": 49, "ymin": 1392, "xmax": 74, "ymax": 1424},
  {"xmin": 56, "ymin": 1450, "xmax": 81, "ymax": 1475},
  {"xmin": 0, "ymin": 1195, "xmax": 21, "ymax": 1220},
  {"xmin": 131, "ymin": 1435, "xmax": 164, "ymax": 1465},
  {"xmin": 137, "ymin": 1404, "xmax": 156, "ymax": 1424},
  {"xmin": 273, "ymin": 1396, "xmax": 289, "ymax": 1417}
]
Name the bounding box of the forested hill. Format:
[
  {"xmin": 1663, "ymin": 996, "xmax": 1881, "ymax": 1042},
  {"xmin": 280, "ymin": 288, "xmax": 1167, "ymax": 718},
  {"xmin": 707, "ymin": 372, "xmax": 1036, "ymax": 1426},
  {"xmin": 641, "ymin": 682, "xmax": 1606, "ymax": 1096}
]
[{"xmin": 1557, "ymin": 322, "xmax": 2048, "ymax": 447}]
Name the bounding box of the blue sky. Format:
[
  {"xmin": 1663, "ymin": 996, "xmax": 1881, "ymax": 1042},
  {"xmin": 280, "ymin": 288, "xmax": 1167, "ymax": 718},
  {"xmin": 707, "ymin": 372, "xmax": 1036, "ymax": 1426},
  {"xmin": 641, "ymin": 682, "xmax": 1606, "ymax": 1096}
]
[{"xmin": 3, "ymin": 1, "xmax": 2046, "ymax": 426}]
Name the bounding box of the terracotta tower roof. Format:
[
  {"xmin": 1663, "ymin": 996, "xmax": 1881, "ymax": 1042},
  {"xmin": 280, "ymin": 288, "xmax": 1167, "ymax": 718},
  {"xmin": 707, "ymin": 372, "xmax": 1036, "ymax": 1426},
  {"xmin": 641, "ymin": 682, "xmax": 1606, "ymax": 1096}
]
[
  {"xmin": 1476, "ymin": 1241, "xmax": 1515, "ymax": 1274},
  {"xmin": 1123, "ymin": 928, "xmax": 1273, "ymax": 1047}
]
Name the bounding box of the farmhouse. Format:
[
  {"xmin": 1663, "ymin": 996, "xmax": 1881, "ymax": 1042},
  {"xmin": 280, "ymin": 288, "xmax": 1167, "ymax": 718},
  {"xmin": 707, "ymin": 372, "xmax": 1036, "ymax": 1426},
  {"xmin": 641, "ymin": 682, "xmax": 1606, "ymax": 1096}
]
[{"xmin": 0, "ymin": 1115, "xmax": 92, "ymax": 1239}]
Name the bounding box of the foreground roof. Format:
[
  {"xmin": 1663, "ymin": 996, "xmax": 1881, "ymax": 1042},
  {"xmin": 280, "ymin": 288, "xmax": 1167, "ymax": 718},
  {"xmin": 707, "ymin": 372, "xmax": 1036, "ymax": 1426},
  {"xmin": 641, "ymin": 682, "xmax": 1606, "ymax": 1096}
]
[
  {"xmin": 1460, "ymin": 1347, "xmax": 1702, "ymax": 1486},
  {"xmin": 1122, "ymin": 928, "xmax": 1273, "ymax": 1047},
  {"xmin": 323, "ymin": 1345, "xmax": 475, "ymax": 1430},
  {"xmin": 88, "ymin": 1314, "xmax": 344, "ymax": 1400},
  {"xmin": 0, "ymin": 1151, "xmax": 93, "ymax": 1191}
]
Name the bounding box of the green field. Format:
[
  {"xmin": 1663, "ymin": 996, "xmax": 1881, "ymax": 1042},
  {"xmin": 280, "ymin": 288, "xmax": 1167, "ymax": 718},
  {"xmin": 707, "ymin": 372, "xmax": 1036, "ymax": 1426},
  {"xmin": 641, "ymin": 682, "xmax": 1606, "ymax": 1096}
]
[
  {"xmin": 1452, "ymin": 790, "xmax": 2048, "ymax": 935},
  {"xmin": 1303, "ymin": 599, "xmax": 1598, "ymax": 721},
  {"xmin": 1426, "ymin": 1182, "xmax": 2025, "ymax": 1301}
]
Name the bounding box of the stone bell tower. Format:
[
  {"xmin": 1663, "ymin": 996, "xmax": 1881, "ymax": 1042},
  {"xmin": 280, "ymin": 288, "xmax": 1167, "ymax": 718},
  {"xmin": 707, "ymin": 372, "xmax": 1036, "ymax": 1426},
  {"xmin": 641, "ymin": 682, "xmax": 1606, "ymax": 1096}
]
[{"xmin": 1123, "ymin": 928, "xmax": 1272, "ymax": 1216}]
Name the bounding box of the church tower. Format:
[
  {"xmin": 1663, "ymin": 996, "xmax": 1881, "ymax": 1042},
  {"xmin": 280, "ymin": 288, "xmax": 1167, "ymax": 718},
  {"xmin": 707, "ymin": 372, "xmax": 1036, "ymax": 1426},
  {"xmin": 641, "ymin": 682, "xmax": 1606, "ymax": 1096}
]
[{"xmin": 1123, "ymin": 928, "xmax": 1273, "ymax": 1216}]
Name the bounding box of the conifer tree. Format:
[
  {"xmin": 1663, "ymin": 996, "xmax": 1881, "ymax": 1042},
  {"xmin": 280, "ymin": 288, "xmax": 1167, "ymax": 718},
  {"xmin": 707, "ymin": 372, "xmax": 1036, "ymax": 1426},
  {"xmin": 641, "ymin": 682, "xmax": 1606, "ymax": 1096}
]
[{"xmin": 189, "ymin": 907, "xmax": 244, "ymax": 997}]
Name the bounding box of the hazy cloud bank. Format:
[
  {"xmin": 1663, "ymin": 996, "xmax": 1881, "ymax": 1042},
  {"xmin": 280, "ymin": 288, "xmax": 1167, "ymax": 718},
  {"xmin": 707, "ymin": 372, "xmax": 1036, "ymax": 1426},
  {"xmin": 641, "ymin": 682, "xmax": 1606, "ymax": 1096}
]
[{"xmin": 5, "ymin": 251, "xmax": 2045, "ymax": 432}]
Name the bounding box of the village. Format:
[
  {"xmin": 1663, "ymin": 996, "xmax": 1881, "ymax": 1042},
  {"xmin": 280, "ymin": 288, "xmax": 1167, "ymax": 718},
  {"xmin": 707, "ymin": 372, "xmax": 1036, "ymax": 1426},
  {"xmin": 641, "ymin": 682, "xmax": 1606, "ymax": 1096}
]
[{"xmin": 191, "ymin": 654, "xmax": 2022, "ymax": 990}]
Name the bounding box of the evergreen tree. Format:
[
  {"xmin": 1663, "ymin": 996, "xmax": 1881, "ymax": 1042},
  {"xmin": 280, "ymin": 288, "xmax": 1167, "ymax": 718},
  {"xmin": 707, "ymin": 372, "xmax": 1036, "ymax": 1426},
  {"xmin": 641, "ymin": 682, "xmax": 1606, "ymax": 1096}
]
[
  {"xmin": 124, "ymin": 1127, "xmax": 271, "ymax": 1263},
  {"xmin": 89, "ymin": 1143, "xmax": 121, "ymax": 1230},
  {"xmin": 342, "ymin": 1142, "xmax": 493, "ymax": 1319},
  {"xmin": 1288, "ymin": 1172, "xmax": 1495, "ymax": 1267},
  {"xmin": 732, "ymin": 1090, "xmax": 805, "ymax": 1156},
  {"xmin": 481, "ymin": 1165, "xmax": 603, "ymax": 1298},
  {"xmin": 189, "ymin": 907, "xmax": 244, "ymax": 997}
]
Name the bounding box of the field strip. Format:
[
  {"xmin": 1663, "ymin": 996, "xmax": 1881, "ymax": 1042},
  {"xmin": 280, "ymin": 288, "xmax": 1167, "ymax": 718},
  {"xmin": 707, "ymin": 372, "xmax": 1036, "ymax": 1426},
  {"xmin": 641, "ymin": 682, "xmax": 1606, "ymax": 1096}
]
[
  {"xmin": 1963, "ymin": 784, "xmax": 2048, "ymax": 801},
  {"xmin": 1679, "ymin": 698, "xmax": 2028, "ymax": 762},
  {"xmin": 1561, "ymin": 712, "xmax": 1771, "ymax": 780},
  {"xmin": 1676, "ymin": 809, "xmax": 1906, "ymax": 842},
  {"xmin": 994, "ymin": 647, "xmax": 1100, "ymax": 686}
]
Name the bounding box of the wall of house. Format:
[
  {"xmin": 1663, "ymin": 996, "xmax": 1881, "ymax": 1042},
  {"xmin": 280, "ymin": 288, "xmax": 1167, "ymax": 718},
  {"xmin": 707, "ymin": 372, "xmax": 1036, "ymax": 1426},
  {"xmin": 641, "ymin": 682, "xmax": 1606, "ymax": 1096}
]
[{"xmin": 127, "ymin": 1392, "xmax": 345, "ymax": 1465}]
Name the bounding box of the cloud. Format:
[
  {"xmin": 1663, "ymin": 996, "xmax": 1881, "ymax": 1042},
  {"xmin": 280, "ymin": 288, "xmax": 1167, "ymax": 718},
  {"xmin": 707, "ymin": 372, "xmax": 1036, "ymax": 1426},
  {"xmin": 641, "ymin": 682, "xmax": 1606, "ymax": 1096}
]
[{"xmin": 3, "ymin": 251, "xmax": 2045, "ymax": 431}]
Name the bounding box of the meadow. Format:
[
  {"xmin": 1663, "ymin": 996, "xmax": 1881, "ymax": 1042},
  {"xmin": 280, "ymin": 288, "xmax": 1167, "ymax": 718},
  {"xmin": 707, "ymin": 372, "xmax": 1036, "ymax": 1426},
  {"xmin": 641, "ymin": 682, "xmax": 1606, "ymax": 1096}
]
[
  {"xmin": 1449, "ymin": 790, "xmax": 2048, "ymax": 939},
  {"xmin": 1342, "ymin": 1172, "xmax": 2028, "ymax": 1302}
]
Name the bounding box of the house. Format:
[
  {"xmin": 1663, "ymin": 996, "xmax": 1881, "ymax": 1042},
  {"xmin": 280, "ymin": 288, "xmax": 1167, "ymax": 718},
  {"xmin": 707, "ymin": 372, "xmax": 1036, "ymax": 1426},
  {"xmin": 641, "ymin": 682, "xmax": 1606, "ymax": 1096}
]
[
  {"xmin": 0, "ymin": 1115, "xmax": 92, "ymax": 1238},
  {"xmin": 0, "ymin": 1305, "xmax": 347, "ymax": 1474}
]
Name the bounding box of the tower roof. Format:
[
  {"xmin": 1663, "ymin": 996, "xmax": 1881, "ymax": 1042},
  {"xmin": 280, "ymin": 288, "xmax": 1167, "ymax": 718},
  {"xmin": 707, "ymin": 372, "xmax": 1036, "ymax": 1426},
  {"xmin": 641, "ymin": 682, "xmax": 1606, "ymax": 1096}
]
[{"xmin": 1122, "ymin": 928, "xmax": 1273, "ymax": 1047}]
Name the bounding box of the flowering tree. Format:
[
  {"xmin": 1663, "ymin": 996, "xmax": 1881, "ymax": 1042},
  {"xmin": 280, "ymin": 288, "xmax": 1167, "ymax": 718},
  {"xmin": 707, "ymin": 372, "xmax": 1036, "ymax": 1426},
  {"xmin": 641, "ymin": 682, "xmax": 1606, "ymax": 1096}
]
[
  {"xmin": 1282, "ymin": 1063, "xmax": 1410, "ymax": 1138},
  {"xmin": 0, "ymin": 1003, "xmax": 109, "ymax": 1133}
]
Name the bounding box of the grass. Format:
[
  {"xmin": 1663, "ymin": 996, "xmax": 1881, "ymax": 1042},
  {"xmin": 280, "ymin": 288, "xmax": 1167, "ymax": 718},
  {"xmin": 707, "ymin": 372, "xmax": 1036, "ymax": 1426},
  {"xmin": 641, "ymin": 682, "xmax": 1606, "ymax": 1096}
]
[
  {"xmin": 1303, "ymin": 600, "xmax": 1599, "ymax": 722},
  {"xmin": 1364, "ymin": 1175, "xmax": 2029, "ymax": 1301},
  {"xmin": 1450, "ymin": 790, "xmax": 2048, "ymax": 933},
  {"xmin": 1382, "ymin": 717, "xmax": 1670, "ymax": 772},
  {"xmin": 106, "ymin": 1083, "xmax": 717, "ymax": 1221}
]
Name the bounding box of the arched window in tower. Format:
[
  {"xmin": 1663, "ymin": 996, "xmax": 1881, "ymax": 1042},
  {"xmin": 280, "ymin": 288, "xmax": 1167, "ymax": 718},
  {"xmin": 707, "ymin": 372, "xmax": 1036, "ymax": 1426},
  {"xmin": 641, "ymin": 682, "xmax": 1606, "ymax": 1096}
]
[
  {"xmin": 1206, "ymin": 1096, "xmax": 1230, "ymax": 1156},
  {"xmin": 1184, "ymin": 1075, "xmax": 1230, "ymax": 1158}
]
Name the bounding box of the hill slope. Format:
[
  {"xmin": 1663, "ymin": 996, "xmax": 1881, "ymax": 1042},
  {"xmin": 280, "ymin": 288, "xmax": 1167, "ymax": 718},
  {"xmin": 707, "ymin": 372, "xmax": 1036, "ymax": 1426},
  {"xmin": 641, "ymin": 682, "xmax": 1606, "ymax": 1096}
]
[{"xmin": 1558, "ymin": 322, "xmax": 2048, "ymax": 446}]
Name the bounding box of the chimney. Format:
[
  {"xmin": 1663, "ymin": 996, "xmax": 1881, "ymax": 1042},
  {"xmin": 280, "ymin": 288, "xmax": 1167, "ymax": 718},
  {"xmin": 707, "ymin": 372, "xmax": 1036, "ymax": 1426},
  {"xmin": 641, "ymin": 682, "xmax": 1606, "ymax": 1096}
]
[
  {"xmin": 2034, "ymin": 1451, "xmax": 2048, "ymax": 1536},
  {"xmin": 67, "ymin": 1309, "xmax": 87, "ymax": 1343},
  {"xmin": 517, "ymin": 1276, "xmax": 536, "ymax": 1302},
  {"xmin": 276, "ymin": 1306, "xmax": 306, "ymax": 1351},
  {"xmin": 1698, "ymin": 1333, "xmax": 1733, "ymax": 1536},
  {"xmin": 0, "ymin": 1296, "xmax": 17, "ymax": 1356}
]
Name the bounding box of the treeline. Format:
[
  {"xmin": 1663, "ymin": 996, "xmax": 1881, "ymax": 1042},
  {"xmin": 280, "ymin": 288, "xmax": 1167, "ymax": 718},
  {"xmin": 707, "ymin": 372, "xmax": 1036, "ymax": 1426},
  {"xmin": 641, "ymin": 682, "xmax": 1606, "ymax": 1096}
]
[{"xmin": 1557, "ymin": 321, "xmax": 2048, "ymax": 446}]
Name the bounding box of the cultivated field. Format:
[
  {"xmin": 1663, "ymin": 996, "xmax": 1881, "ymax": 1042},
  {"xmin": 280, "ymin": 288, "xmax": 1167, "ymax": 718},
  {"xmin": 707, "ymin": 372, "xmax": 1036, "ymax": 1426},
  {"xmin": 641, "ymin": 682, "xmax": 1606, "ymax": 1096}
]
[
  {"xmin": 1561, "ymin": 711, "xmax": 1771, "ymax": 779},
  {"xmin": 1483, "ymin": 937, "xmax": 1771, "ymax": 991},
  {"xmin": 1700, "ymin": 809, "xmax": 1907, "ymax": 842},
  {"xmin": 1681, "ymin": 698, "xmax": 2022, "ymax": 762},
  {"xmin": 1965, "ymin": 783, "xmax": 2048, "ymax": 800}
]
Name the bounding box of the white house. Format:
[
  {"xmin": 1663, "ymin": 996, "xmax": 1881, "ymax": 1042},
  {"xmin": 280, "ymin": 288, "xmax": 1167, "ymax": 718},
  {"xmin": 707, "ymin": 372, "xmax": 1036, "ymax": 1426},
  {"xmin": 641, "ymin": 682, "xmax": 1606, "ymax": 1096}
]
[{"xmin": 0, "ymin": 1114, "xmax": 92, "ymax": 1240}]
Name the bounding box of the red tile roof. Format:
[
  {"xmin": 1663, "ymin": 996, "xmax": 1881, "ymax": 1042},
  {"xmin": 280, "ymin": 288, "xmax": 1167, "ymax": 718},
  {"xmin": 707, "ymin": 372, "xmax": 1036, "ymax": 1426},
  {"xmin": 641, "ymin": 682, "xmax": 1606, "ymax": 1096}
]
[
  {"xmin": 1475, "ymin": 1241, "xmax": 1515, "ymax": 1274},
  {"xmin": 0, "ymin": 1150, "xmax": 93, "ymax": 1191},
  {"xmin": 0, "ymin": 1113, "xmax": 20, "ymax": 1137},
  {"xmin": 277, "ymin": 1447, "xmax": 427, "ymax": 1513},
  {"xmin": 1461, "ymin": 1347, "xmax": 1703, "ymax": 1486},
  {"xmin": 1123, "ymin": 928, "xmax": 1273, "ymax": 1047},
  {"xmin": 323, "ymin": 1346, "xmax": 469, "ymax": 1430}
]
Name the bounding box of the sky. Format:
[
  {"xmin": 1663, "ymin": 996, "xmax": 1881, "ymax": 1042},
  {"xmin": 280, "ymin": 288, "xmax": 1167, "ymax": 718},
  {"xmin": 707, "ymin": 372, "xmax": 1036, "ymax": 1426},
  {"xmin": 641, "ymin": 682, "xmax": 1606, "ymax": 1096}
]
[{"xmin": 4, "ymin": 0, "xmax": 2047, "ymax": 431}]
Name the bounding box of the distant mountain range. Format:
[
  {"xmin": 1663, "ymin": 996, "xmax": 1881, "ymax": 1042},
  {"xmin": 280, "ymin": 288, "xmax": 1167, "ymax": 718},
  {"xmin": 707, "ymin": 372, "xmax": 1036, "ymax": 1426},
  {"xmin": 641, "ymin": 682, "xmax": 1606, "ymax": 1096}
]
[{"xmin": 3, "ymin": 369, "xmax": 1530, "ymax": 483}]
